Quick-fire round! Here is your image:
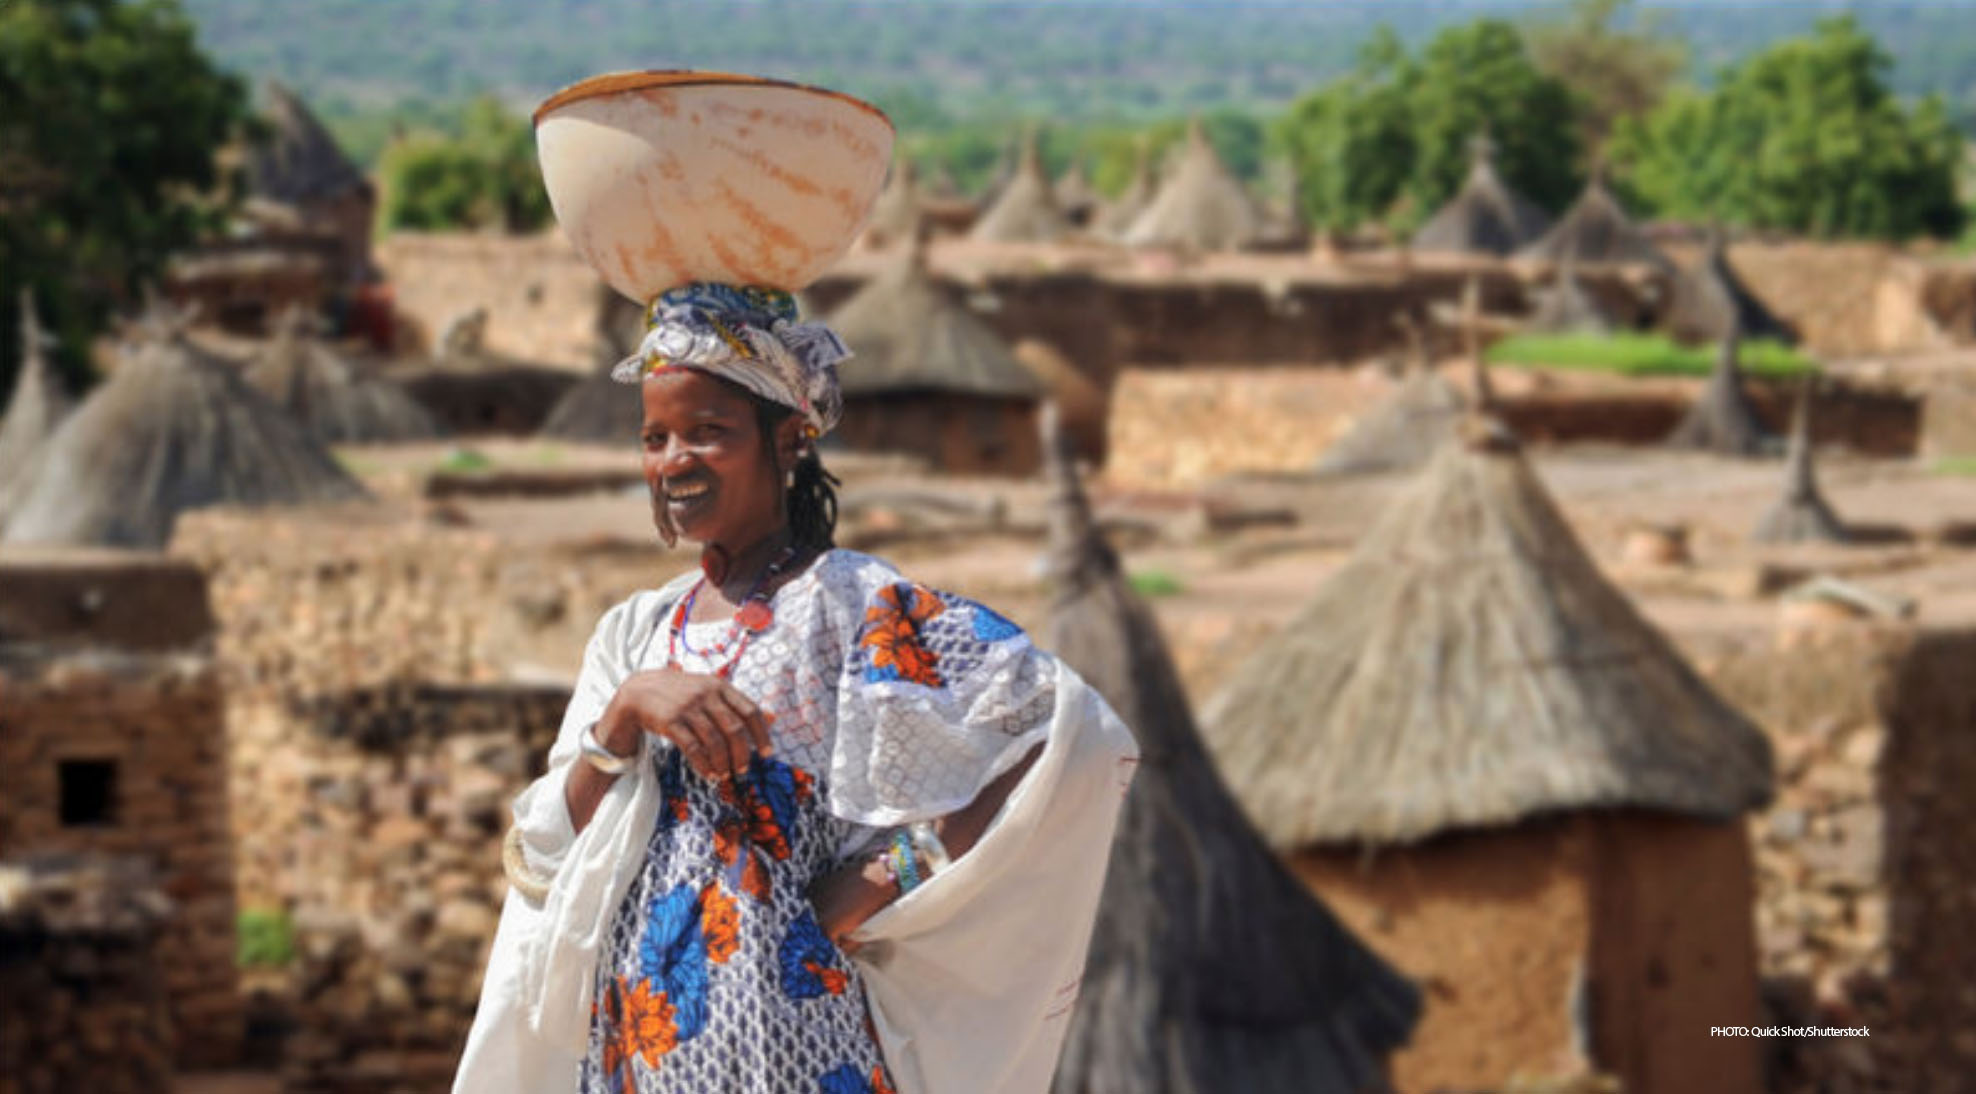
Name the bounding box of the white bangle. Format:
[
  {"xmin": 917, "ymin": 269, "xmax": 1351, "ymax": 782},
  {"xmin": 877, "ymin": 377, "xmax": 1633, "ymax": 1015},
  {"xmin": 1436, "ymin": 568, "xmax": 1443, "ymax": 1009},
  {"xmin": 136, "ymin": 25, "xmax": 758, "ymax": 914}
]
[
  {"xmin": 579, "ymin": 720, "xmax": 638, "ymax": 775},
  {"xmin": 908, "ymin": 822, "xmax": 953, "ymax": 876}
]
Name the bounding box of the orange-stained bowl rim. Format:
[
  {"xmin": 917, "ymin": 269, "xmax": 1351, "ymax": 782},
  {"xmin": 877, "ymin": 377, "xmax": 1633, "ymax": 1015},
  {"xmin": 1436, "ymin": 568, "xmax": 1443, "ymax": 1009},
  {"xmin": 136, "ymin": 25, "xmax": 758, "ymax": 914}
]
[{"xmin": 532, "ymin": 70, "xmax": 894, "ymax": 130}]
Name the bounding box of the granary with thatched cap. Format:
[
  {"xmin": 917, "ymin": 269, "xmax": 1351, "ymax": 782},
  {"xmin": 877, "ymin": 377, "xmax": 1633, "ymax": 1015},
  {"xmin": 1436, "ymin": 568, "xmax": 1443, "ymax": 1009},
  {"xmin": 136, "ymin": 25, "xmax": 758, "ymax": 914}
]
[
  {"xmin": 859, "ymin": 158, "xmax": 927, "ymax": 251},
  {"xmin": 1314, "ymin": 312, "xmax": 1467, "ymax": 476},
  {"xmin": 1039, "ymin": 407, "xmax": 1420, "ymax": 1094},
  {"xmin": 247, "ymin": 306, "xmax": 443, "ymax": 445},
  {"xmin": 1666, "ymin": 322, "xmax": 1771, "ymax": 457},
  {"xmin": 0, "ymin": 291, "xmax": 73, "ymax": 523},
  {"xmin": 1203, "ymin": 416, "xmax": 1773, "ymax": 1094},
  {"xmin": 1094, "ymin": 144, "xmax": 1158, "ymax": 241},
  {"xmin": 1054, "ymin": 160, "xmax": 1100, "ymax": 229},
  {"xmin": 1518, "ymin": 165, "xmax": 1670, "ymax": 271},
  {"xmin": 244, "ymin": 81, "xmax": 376, "ymax": 282},
  {"xmin": 1752, "ymin": 379, "xmax": 1847, "ymax": 544},
  {"xmin": 1411, "ymin": 135, "xmax": 1555, "ymax": 257},
  {"xmin": 1525, "ymin": 257, "xmax": 1621, "ymax": 336},
  {"xmin": 827, "ymin": 238, "xmax": 1046, "ymax": 474},
  {"xmin": 1664, "ymin": 225, "xmax": 1798, "ymax": 347},
  {"xmin": 2, "ymin": 304, "xmax": 368, "ymax": 549},
  {"xmin": 1123, "ymin": 120, "xmax": 1268, "ymax": 252},
  {"xmin": 969, "ymin": 130, "xmax": 1073, "ymax": 244}
]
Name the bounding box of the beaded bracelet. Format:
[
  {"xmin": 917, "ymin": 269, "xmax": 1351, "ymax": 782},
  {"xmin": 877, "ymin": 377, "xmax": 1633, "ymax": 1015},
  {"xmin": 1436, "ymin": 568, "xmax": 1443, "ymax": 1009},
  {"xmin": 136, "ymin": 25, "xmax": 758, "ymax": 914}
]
[{"xmin": 888, "ymin": 829, "xmax": 922, "ymax": 895}]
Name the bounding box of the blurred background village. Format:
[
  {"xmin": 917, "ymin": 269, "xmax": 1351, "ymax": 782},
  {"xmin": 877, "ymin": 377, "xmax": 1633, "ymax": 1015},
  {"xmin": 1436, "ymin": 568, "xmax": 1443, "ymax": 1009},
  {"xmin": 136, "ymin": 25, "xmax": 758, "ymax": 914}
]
[{"xmin": 5, "ymin": 0, "xmax": 1976, "ymax": 1092}]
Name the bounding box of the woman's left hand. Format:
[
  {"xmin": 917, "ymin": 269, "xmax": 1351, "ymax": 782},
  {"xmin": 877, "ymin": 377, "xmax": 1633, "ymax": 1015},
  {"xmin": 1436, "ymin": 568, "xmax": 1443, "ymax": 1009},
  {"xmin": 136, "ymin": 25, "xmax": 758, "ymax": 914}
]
[{"xmin": 808, "ymin": 857, "xmax": 896, "ymax": 956}]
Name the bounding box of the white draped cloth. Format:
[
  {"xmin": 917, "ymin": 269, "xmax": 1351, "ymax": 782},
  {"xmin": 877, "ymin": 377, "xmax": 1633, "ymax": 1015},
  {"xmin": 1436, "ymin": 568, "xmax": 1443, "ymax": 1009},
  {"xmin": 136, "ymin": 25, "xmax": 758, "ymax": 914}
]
[{"xmin": 452, "ymin": 550, "xmax": 1137, "ymax": 1094}]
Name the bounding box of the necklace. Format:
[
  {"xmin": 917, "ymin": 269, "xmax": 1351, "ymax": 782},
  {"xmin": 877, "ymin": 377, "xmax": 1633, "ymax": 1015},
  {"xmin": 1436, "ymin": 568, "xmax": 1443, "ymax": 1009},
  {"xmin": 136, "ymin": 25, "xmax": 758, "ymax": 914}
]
[{"xmin": 666, "ymin": 544, "xmax": 797, "ymax": 678}]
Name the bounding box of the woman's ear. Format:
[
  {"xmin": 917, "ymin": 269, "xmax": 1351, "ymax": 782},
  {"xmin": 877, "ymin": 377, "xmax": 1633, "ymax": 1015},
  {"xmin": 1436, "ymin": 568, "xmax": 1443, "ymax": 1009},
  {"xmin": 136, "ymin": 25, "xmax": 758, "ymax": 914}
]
[{"xmin": 775, "ymin": 416, "xmax": 807, "ymax": 469}]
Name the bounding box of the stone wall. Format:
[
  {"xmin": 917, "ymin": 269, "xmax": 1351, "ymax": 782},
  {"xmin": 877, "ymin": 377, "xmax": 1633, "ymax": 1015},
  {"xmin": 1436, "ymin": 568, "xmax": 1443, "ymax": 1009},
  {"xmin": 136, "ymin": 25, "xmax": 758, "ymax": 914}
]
[
  {"xmin": 0, "ymin": 556, "xmax": 239, "ymax": 1069},
  {"xmin": 0, "ymin": 856, "xmax": 177, "ymax": 1094},
  {"xmin": 1709, "ymin": 625, "xmax": 1976, "ymax": 1093},
  {"xmin": 374, "ymin": 232, "xmax": 608, "ymax": 370}
]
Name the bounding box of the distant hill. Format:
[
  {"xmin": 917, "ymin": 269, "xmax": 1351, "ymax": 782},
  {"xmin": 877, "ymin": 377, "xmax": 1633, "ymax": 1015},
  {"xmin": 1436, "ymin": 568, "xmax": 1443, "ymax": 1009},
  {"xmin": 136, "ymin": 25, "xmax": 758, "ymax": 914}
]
[{"xmin": 181, "ymin": 0, "xmax": 1976, "ymax": 130}]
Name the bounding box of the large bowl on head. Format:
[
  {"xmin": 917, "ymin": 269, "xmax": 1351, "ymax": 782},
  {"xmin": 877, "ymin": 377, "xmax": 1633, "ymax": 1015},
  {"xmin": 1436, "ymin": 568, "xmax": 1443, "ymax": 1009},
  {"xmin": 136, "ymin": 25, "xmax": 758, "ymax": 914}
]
[{"xmin": 534, "ymin": 71, "xmax": 894, "ymax": 304}]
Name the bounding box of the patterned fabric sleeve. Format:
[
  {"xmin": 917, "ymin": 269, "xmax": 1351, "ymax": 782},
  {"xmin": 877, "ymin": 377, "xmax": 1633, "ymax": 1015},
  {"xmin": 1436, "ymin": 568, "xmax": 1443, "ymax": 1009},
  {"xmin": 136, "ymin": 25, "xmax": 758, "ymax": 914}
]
[{"xmin": 824, "ymin": 568, "xmax": 1057, "ymax": 828}]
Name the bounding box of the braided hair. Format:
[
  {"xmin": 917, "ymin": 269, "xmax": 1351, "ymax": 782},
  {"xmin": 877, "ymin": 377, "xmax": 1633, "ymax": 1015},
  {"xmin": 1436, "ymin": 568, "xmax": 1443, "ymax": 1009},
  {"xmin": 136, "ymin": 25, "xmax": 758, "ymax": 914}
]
[{"xmin": 752, "ymin": 395, "xmax": 839, "ymax": 555}]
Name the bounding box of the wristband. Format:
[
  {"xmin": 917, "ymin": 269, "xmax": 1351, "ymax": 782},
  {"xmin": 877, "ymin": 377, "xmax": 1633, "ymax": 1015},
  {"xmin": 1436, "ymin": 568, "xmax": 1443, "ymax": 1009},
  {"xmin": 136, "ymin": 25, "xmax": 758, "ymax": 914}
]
[{"xmin": 579, "ymin": 720, "xmax": 638, "ymax": 775}]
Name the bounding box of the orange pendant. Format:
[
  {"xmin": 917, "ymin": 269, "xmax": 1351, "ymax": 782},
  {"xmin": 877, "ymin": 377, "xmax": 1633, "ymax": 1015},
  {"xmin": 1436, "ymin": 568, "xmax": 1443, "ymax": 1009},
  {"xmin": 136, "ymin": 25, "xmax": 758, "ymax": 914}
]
[{"xmin": 736, "ymin": 600, "xmax": 774, "ymax": 633}]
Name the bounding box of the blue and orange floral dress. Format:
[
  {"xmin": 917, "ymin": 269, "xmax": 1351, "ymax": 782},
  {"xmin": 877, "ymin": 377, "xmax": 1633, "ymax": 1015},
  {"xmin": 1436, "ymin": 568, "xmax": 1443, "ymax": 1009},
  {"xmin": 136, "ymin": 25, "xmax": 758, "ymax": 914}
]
[{"xmin": 578, "ymin": 549, "xmax": 1057, "ymax": 1094}]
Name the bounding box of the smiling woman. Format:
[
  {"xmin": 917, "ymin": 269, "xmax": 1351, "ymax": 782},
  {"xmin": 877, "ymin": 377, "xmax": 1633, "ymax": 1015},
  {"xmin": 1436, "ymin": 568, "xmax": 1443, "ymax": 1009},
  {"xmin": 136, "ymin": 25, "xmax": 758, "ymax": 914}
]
[{"xmin": 452, "ymin": 73, "xmax": 1137, "ymax": 1094}]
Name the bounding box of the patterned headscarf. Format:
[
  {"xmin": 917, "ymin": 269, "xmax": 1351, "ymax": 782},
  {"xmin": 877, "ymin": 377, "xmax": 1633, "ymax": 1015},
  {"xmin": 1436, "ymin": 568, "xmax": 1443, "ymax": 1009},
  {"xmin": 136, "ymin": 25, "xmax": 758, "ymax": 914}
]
[{"xmin": 612, "ymin": 282, "xmax": 848, "ymax": 439}]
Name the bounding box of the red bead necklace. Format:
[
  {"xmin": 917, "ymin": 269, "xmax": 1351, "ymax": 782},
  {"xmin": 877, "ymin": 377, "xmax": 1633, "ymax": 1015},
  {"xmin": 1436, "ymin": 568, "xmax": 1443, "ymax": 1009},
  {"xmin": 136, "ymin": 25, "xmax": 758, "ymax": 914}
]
[{"xmin": 666, "ymin": 545, "xmax": 796, "ymax": 679}]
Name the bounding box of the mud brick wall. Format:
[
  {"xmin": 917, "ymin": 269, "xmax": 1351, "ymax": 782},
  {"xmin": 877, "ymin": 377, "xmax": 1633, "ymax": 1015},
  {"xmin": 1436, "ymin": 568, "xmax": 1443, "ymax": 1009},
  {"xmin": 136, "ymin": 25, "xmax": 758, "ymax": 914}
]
[
  {"xmin": 374, "ymin": 232, "xmax": 608, "ymax": 370},
  {"xmin": 1707, "ymin": 625, "xmax": 1976, "ymax": 1093},
  {"xmin": 0, "ymin": 857, "xmax": 177, "ymax": 1094},
  {"xmin": 0, "ymin": 555, "xmax": 239, "ymax": 1070}
]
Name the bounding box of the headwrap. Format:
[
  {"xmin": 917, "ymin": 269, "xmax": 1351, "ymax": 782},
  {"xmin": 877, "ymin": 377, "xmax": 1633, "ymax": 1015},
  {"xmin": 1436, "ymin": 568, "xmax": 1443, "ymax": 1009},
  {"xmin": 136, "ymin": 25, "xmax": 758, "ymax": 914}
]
[{"xmin": 611, "ymin": 282, "xmax": 849, "ymax": 439}]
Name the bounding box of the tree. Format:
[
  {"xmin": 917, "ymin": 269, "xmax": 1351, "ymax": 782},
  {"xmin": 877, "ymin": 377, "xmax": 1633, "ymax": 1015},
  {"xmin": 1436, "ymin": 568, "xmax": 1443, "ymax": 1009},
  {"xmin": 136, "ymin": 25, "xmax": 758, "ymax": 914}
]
[
  {"xmin": 1277, "ymin": 20, "xmax": 1583, "ymax": 234},
  {"xmin": 375, "ymin": 96, "xmax": 549, "ymax": 233},
  {"xmin": 0, "ymin": 0, "xmax": 249, "ymax": 396},
  {"xmin": 1611, "ymin": 16, "xmax": 1966, "ymax": 240},
  {"xmin": 1524, "ymin": 0, "xmax": 1688, "ymax": 155}
]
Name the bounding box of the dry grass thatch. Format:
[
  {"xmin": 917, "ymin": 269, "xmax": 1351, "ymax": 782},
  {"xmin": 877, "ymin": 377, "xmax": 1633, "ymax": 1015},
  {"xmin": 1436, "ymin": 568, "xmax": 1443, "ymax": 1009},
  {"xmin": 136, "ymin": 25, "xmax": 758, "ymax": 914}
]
[
  {"xmin": 1122, "ymin": 121, "xmax": 1268, "ymax": 252},
  {"xmin": 1526, "ymin": 260, "xmax": 1617, "ymax": 335},
  {"xmin": 1752, "ymin": 381, "xmax": 1847, "ymax": 544},
  {"xmin": 1055, "ymin": 162, "xmax": 1099, "ymax": 224},
  {"xmin": 1665, "ymin": 326, "xmax": 1770, "ymax": 456},
  {"xmin": 1664, "ymin": 228, "xmax": 1798, "ymax": 347},
  {"xmin": 1410, "ymin": 137, "xmax": 1554, "ymax": 257},
  {"xmin": 1517, "ymin": 170, "xmax": 1668, "ymax": 270},
  {"xmin": 1094, "ymin": 147, "xmax": 1158, "ymax": 240},
  {"xmin": 537, "ymin": 361, "xmax": 642, "ymax": 445},
  {"xmin": 1040, "ymin": 405, "xmax": 1420, "ymax": 1094},
  {"xmin": 246, "ymin": 310, "xmax": 443, "ymax": 444},
  {"xmin": 248, "ymin": 81, "xmax": 369, "ymax": 208},
  {"xmin": 1315, "ymin": 316, "xmax": 1466, "ymax": 476},
  {"xmin": 861, "ymin": 159, "xmax": 924, "ymax": 250},
  {"xmin": 2, "ymin": 320, "xmax": 368, "ymax": 549},
  {"xmin": 969, "ymin": 133, "xmax": 1072, "ymax": 244},
  {"xmin": 0, "ymin": 290, "xmax": 73, "ymax": 521},
  {"xmin": 1203, "ymin": 417, "xmax": 1774, "ymax": 848},
  {"xmin": 828, "ymin": 241, "xmax": 1042, "ymax": 399}
]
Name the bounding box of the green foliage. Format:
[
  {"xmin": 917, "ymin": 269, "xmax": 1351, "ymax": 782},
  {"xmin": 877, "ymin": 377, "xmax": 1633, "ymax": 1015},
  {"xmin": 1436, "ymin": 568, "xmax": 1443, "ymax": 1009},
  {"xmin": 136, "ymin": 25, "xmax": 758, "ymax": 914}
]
[
  {"xmin": 237, "ymin": 907, "xmax": 295, "ymax": 968},
  {"xmin": 376, "ymin": 97, "xmax": 549, "ymax": 233},
  {"xmin": 1610, "ymin": 16, "xmax": 1967, "ymax": 240},
  {"xmin": 0, "ymin": 0, "xmax": 249, "ymax": 396},
  {"xmin": 1485, "ymin": 332, "xmax": 1815, "ymax": 378},
  {"xmin": 1277, "ymin": 21, "xmax": 1583, "ymax": 233},
  {"xmin": 437, "ymin": 446, "xmax": 493, "ymax": 474},
  {"xmin": 1934, "ymin": 456, "xmax": 1976, "ymax": 478},
  {"xmin": 1523, "ymin": 0, "xmax": 1687, "ymax": 153},
  {"xmin": 1128, "ymin": 570, "xmax": 1186, "ymax": 599}
]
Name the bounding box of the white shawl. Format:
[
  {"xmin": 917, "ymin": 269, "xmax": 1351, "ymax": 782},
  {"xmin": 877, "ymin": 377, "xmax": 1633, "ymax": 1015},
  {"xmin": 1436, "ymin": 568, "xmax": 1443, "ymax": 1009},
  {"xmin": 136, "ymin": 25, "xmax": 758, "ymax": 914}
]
[{"xmin": 451, "ymin": 582, "xmax": 1136, "ymax": 1094}]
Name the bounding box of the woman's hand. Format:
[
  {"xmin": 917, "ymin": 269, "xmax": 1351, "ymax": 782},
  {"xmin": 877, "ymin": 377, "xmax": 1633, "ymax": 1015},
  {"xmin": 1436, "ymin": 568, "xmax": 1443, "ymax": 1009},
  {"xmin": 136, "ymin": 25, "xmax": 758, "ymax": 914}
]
[
  {"xmin": 599, "ymin": 666, "xmax": 775, "ymax": 781},
  {"xmin": 808, "ymin": 856, "xmax": 897, "ymax": 956}
]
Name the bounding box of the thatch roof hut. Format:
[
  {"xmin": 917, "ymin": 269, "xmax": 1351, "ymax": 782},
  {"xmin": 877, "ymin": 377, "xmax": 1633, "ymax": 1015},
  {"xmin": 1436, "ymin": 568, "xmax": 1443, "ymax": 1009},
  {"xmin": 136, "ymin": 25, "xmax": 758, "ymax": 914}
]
[
  {"xmin": 1203, "ymin": 418, "xmax": 1771, "ymax": 1094},
  {"xmin": 1122, "ymin": 121, "xmax": 1267, "ymax": 252},
  {"xmin": 248, "ymin": 81, "xmax": 369, "ymax": 211},
  {"xmin": 1752, "ymin": 380, "xmax": 1847, "ymax": 544},
  {"xmin": 828, "ymin": 241, "xmax": 1044, "ymax": 474},
  {"xmin": 246, "ymin": 309, "xmax": 442, "ymax": 444},
  {"xmin": 969, "ymin": 133, "xmax": 1072, "ymax": 244},
  {"xmin": 1517, "ymin": 168, "xmax": 1669, "ymax": 270},
  {"xmin": 1526, "ymin": 259, "xmax": 1619, "ymax": 335},
  {"xmin": 1054, "ymin": 162, "xmax": 1099, "ymax": 228},
  {"xmin": 1313, "ymin": 319, "xmax": 1466, "ymax": 476},
  {"xmin": 860, "ymin": 158, "xmax": 925, "ymax": 250},
  {"xmin": 1410, "ymin": 137, "xmax": 1554, "ymax": 257},
  {"xmin": 1040, "ymin": 407, "xmax": 1419, "ymax": 1094},
  {"xmin": 0, "ymin": 291, "xmax": 73, "ymax": 519},
  {"xmin": 2, "ymin": 315, "xmax": 368, "ymax": 548},
  {"xmin": 1665, "ymin": 324, "xmax": 1769, "ymax": 456},
  {"xmin": 1664, "ymin": 226, "xmax": 1797, "ymax": 347},
  {"xmin": 1093, "ymin": 146, "xmax": 1157, "ymax": 241}
]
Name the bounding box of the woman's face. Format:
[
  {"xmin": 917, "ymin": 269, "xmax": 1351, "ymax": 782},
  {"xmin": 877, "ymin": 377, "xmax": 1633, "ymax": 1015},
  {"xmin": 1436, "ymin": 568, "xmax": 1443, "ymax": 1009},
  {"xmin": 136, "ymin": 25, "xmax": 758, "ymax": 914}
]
[{"xmin": 640, "ymin": 369, "xmax": 799, "ymax": 548}]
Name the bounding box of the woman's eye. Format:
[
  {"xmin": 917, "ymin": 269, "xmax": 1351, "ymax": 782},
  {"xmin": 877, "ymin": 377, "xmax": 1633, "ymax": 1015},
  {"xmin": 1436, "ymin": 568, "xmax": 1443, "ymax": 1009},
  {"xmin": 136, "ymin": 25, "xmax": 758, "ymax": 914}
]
[
  {"xmin": 643, "ymin": 433, "xmax": 667, "ymax": 449},
  {"xmin": 693, "ymin": 426, "xmax": 724, "ymax": 442}
]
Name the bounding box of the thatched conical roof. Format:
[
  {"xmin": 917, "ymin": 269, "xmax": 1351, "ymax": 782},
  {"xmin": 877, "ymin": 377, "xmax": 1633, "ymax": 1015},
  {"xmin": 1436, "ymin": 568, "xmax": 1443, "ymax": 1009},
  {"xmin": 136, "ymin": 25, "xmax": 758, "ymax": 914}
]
[
  {"xmin": 248, "ymin": 81, "xmax": 369, "ymax": 208},
  {"xmin": 1665, "ymin": 324, "xmax": 1769, "ymax": 456},
  {"xmin": 1665, "ymin": 226, "xmax": 1797, "ymax": 347},
  {"xmin": 1094, "ymin": 145, "xmax": 1157, "ymax": 240},
  {"xmin": 539, "ymin": 355, "xmax": 642, "ymax": 444},
  {"xmin": 246, "ymin": 309, "xmax": 442, "ymax": 444},
  {"xmin": 1205, "ymin": 417, "xmax": 1773, "ymax": 848},
  {"xmin": 1040, "ymin": 407, "xmax": 1419, "ymax": 1094},
  {"xmin": 1526, "ymin": 258, "xmax": 1618, "ymax": 335},
  {"xmin": 1122, "ymin": 121, "xmax": 1267, "ymax": 251},
  {"xmin": 969, "ymin": 133, "xmax": 1071, "ymax": 244},
  {"xmin": 1752, "ymin": 380, "xmax": 1846, "ymax": 544},
  {"xmin": 828, "ymin": 241, "xmax": 1042, "ymax": 400},
  {"xmin": 1055, "ymin": 161, "xmax": 1099, "ymax": 225},
  {"xmin": 1410, "ymin": 136, "xmax": 1554, "ymax": 256},
  {"xmin": 2, "ymin": 315, "xmax": 368, "ymax": 549},
  {"xmin": 1517, "ymin": 167, "xmax": 1668, "ymax": 269},
  {"xmin": 1315, "ymin": 317, "xmax": 1466, "ymax": 476},
  {"xmin": 0, "ymin": 291, "xmax": 73, "ymax": 519},
  {"xmin": 861, "ymin": 158, "xmax": 925, "ymax": 250}
]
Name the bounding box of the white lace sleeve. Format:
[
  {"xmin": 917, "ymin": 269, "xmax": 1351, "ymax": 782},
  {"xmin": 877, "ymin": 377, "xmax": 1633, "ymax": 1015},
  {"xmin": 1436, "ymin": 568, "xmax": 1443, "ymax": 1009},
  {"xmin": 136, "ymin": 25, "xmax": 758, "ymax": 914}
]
[{"xmin": 823, "ymin": 568, "xmax": 1057, "ymax": 827}]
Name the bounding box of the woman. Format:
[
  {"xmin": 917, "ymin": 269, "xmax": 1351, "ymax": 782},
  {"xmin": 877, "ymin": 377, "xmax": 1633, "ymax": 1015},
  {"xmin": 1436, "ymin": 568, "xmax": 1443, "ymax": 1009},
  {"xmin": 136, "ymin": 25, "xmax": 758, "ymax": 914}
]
[{"xmin": 453, "ymin": 276, "xmax": 1135, "ymax": 1094}]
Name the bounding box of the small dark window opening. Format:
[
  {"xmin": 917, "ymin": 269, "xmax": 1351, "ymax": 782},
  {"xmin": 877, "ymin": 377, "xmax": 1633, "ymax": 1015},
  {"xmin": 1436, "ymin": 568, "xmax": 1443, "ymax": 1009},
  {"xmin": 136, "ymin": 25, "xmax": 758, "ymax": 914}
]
[{"xmin": 58, "ymin": 760, "xmax": 118, "ymax": 826}]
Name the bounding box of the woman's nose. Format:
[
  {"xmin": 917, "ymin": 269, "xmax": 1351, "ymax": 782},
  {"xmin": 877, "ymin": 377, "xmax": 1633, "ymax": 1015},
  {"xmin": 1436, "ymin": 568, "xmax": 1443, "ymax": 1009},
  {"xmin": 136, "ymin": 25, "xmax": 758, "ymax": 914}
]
[{"xmin": 660, "ymin": 437, "xmax": 698, "ymax": 476}]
